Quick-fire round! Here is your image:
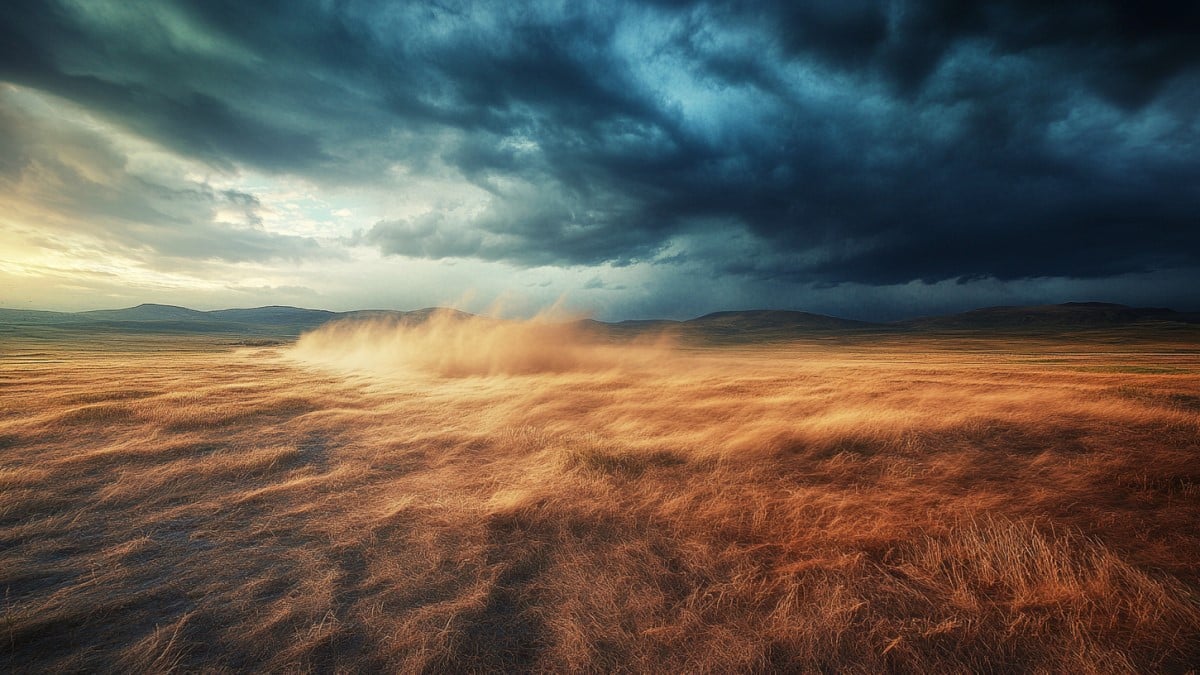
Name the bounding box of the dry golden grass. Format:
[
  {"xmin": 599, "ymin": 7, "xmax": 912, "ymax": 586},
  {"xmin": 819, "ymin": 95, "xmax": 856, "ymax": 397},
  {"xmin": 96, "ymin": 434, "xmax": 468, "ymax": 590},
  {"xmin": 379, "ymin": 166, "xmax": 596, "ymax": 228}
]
[{"xmin": 2, "ymin": 318, "xmax": 1199, "ymax": 672}]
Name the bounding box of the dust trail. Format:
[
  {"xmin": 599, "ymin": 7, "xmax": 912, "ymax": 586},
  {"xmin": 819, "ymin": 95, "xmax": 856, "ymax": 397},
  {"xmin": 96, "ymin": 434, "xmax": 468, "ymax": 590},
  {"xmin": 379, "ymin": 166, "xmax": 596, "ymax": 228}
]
[{"xmin": 287, "ymin": 308, "xmax": 675, "ymax": 377}]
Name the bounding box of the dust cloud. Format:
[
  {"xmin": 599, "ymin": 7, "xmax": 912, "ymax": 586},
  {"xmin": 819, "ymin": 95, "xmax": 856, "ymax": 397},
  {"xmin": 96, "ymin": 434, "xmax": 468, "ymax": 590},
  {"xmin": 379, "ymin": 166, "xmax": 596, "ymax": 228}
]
[{"xmin": 287, "ymin": 309, "xmax": 674, "ymax": 377}]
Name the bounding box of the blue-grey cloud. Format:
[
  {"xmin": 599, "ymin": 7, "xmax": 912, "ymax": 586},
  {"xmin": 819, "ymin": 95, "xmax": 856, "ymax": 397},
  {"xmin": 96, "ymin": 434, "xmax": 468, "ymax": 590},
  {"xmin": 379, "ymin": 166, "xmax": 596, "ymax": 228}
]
[{"xmin": 1, "ymin": 0, "xmax": 1198, "ymax": 311}]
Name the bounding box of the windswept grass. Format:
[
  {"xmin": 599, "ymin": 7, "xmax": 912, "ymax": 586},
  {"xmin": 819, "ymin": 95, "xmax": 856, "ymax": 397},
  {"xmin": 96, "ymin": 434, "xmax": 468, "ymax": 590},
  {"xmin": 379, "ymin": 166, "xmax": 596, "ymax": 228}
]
[{"xmin": 1, "ymin": 325, "xmax": 1198, "ymax": 672}]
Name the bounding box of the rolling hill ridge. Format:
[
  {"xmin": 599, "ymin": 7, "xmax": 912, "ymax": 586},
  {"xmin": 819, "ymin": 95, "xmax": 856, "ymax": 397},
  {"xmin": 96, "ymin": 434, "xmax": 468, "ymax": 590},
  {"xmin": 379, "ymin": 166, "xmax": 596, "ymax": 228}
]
[{"xmin": 1, "ymin": 302, "xmax": 1197, "ymax": 340}]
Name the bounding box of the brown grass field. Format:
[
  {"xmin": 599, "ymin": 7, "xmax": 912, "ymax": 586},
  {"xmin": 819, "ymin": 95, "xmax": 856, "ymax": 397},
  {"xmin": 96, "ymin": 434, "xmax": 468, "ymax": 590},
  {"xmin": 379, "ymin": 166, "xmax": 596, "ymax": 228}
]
[{"xmin": 2, "ymin": 315, "xmax": 1199, "ymax": 672}]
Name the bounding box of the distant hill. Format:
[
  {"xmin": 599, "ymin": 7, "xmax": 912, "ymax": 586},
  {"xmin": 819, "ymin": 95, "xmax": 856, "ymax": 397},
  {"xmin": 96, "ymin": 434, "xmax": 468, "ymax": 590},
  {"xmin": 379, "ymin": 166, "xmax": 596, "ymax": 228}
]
[
  {"xmin": 207, "ymin": 306, "xmax": 336, "ymax": 327},
  {"xmin": 0, "ymin": 303, "xmax": 340, "ymax": 338},
  {"xmin": 647, "ymin": 310, "xmax": 875, "ymax": 344},
  {"xmin": 897, "ymin": 302, "xmax": 1200, "ymax": 331},
  {"xmin": 580, "ymin": 310, "xmax": 876, "ymax": 343},
  {"xmin": 1, "ymin": 302, "xmax": 1197, "ymax": 341},
  {"xmin": 0, "ymin": 304, "xmax": 486, "ymax": 340},
  {"xmin": 79, "ymin": 303, "xmax": 209, "ymax": 321},
  {"xmin": 0, "ymin": 308, "xmax": 85, "ymax": 324},
  {"xmin": 690, "ymin": 310, "xmax": 873, "ymax": 331}
]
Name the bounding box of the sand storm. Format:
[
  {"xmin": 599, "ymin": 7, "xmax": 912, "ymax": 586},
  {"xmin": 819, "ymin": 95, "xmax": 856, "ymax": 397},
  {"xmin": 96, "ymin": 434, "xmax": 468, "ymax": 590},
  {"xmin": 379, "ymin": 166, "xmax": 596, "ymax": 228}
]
[
  {"xmin": 2, "ymin": 327, "xmax": 1199, "ymax": 672},
  {"xmin": 288, "ymin": 309, "xmax": 674, "ymax": 377}
]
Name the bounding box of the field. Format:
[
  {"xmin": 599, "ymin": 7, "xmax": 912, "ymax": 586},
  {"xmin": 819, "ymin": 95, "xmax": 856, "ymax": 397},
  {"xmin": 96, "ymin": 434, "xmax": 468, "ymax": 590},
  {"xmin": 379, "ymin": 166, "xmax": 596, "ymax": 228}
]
[{"xmin": 2, "ymin": 316, "xmax": 1200, "ymax": 672}]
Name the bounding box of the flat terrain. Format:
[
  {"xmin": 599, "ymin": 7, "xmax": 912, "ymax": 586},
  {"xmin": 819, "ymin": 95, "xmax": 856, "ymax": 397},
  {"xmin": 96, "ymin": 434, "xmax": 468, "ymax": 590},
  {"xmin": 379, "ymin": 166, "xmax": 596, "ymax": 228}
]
[{"xmin": 2, "ymin": 320, "xmax": 1199, "ymax": 672}]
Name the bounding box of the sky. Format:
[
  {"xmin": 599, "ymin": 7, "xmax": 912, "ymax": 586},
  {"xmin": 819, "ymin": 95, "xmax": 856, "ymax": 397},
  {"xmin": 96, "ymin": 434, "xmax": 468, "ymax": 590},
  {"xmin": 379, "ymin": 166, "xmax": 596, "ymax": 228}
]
[{"xmin": 1, "ymin": 1, "xmax": 1198, "ymax": 321}]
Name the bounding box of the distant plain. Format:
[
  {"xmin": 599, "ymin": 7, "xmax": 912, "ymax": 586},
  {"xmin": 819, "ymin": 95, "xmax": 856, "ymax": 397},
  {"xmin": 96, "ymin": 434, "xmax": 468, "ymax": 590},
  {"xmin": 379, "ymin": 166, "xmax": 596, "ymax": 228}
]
[{"xmin": 2, "ymin": 306, "xmax": 1199, "ymax": 672}]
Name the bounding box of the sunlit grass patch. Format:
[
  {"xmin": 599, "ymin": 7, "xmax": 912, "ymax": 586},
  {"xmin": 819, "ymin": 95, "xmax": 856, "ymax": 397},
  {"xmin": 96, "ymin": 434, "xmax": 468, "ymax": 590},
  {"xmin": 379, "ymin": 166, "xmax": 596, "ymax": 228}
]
[
  {"xmin": 563, "ymin": 444, "xmax": 686, "ymax": 476},
  {"xmin": 1, "ymin": 335, "xmax": 1198, "ymax": 671}
]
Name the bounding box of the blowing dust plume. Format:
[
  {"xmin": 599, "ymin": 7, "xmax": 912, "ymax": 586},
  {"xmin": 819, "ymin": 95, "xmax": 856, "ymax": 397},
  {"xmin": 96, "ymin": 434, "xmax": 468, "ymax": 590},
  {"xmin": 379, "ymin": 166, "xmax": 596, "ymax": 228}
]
[{"xmin": 288, "ymin": 309, "xmax": 673, "ymax": 377}]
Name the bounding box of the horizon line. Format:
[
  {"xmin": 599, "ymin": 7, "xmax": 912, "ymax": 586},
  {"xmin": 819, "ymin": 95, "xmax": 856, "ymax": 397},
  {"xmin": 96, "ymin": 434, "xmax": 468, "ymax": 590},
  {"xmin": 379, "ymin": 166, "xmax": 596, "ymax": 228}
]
[{"xmin": 1, "ymin": 299, "xmax": 1195, "ymax": 326}]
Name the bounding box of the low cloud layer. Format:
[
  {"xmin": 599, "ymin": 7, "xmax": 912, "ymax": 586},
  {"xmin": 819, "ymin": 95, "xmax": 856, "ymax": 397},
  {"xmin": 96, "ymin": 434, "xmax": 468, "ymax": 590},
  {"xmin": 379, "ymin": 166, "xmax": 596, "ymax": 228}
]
[
  {"xmin": 0, "ymin": 86, "xmax": 326, "ymax": 267},
  {"xmin": 1, "ymin": 1, "xmax": 1198, "ymax": 315}
]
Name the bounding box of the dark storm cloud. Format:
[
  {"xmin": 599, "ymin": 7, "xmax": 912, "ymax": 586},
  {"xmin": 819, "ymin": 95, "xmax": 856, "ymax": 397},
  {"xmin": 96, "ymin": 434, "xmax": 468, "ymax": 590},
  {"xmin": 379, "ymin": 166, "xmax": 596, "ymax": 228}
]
[
  {"xmin": 730, "ymin": 1, "xmax": 1200, "ymax": 104},
  {"xmin": 2, "ymin": 0, "xmax": 1198, "ymax": 291}
]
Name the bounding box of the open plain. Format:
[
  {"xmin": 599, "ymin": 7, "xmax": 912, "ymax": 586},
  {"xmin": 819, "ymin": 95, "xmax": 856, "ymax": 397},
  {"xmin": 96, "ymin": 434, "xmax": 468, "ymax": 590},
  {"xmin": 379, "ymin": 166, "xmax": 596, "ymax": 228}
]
[{"xmin": 2, "ymin": 317, "xmax": 1199, "ymax": 672}]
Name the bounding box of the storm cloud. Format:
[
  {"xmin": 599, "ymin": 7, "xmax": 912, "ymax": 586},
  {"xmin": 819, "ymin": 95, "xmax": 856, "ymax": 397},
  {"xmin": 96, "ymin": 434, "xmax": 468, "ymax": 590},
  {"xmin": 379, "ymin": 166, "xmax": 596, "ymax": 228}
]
[{"xmin": 1, "ymin": 1, "xmax": 1198, "ymax": 314}]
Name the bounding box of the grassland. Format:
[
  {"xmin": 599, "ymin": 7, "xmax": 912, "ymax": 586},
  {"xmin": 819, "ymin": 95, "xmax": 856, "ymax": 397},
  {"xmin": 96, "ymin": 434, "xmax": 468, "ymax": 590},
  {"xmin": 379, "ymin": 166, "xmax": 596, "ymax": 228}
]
[{"xmin": 2, "ymin": 318, "xmax": 1199, "ymax": 672}]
